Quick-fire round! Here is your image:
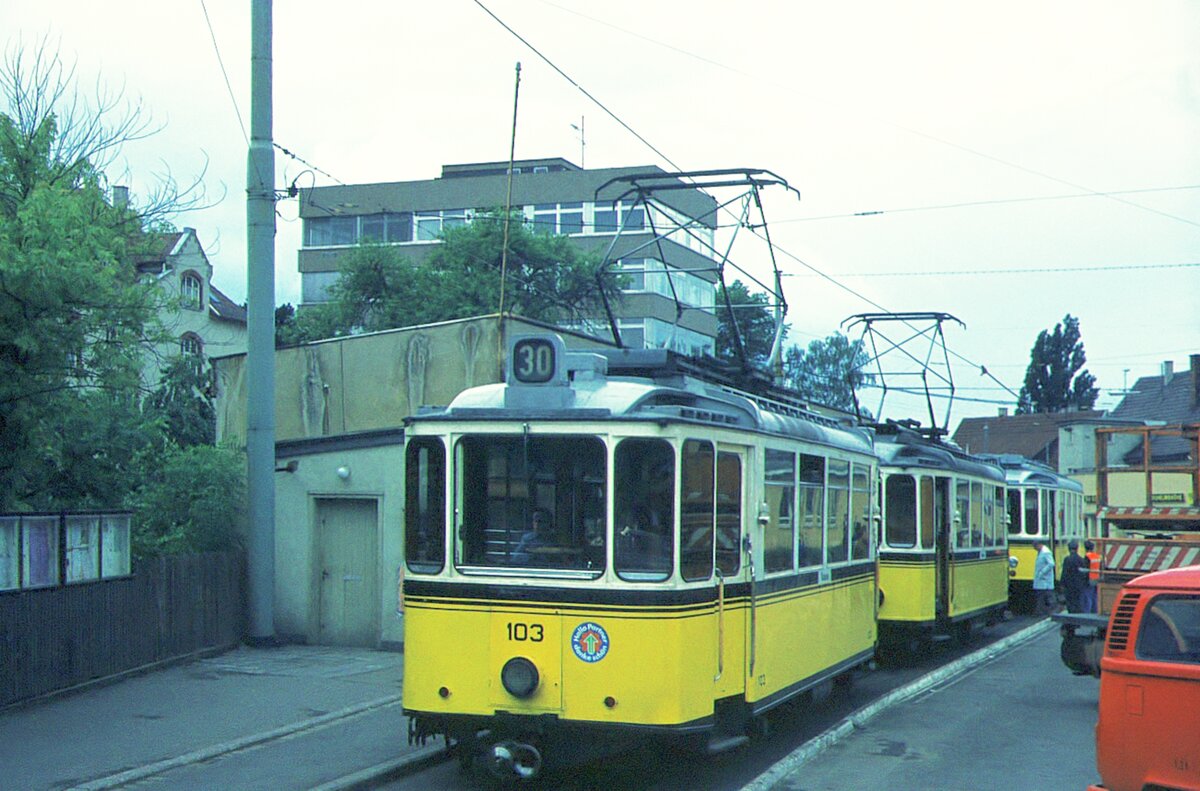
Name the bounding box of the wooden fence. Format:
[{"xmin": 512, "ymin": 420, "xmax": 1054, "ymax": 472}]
[{"xmin": 0, "ymin": 551, "xmax": 244, "ymax": 708}]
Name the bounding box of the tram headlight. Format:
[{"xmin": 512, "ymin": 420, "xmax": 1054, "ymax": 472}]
[
  {"xmin": 501, "ymin": 657, "xmax": 540, "ymax": 699},
  {"xmin": 1008, "ymin": 555, "xmax": 1019, "ymax": 569}
]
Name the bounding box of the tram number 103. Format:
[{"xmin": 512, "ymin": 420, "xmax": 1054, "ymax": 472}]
[
  {"xmin": 512, "ymin": 338, "xmax": 557, "ymax": 384},
  {"xmin": 506, "ymin": 622, "xmax": 545, "ymax": 642}
]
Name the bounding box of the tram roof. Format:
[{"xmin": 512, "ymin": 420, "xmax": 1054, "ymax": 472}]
[
  {"xmin": 976, "ymin": 453, "xmax": 1084, "ymax": 492},
  {"xmin": 415, "ymin": 372, "xmax": 874, "ymax": 455},
  {"xmin": 874, "ymin": 435, "xmax": 1006, "ymax": 483}
]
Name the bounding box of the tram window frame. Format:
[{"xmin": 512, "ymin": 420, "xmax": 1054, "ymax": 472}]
[
  {"xmin": 614, "ymin": 438, "xmax": 675, "ymax": 582},
  {"xmin": 1024, "ymin": 488, "xmax": 1040, "ymax": 536},
  {"xmin": 455, "ymin": 434, "xmax": 606, "ymax": 574},
  {"xmin": 405, "ymin": 437, "xmax": 447, "ymax": 574},
  {"xmin": 797, "ymin": 454, "xmax": 825, "ymax": 568},
  {"xmin": 920, "ymin": 476, "xmax": 935, "ymax": 549},
  {"xmin": 850, "ymin": 463, "xmax": 872, "ymax": 560},
  {"xmin": 956, "ymin": 480, "xmax": 971, "ymax": 548},
  {"xmin": 826, "ymin": 459, "xmax": 850, "ymax": 564},
  {"xmin": 970, "ymin": 481, "xmax": 984, "ymax": 547},
  {"xmin": 1006, "ymin": 490, "xmax": 1021, "ymax": 535},
  {"xmin": 884, "ymin": 474, "xmax": 918, "ymax": 549},
  {"xmin": 764, "ymin": 448, "xmax": 796, "ymax": 574},
  {"xmin": 681, "ymin": 439, "xmax": 716, "ymax": 582},
  {"xmin": 715, "ymin": 451, "xmax": 742, "ymax": 576}
]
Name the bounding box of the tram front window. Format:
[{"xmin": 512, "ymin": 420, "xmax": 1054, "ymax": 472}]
[{"xmin": 457, "ymin": 435, "xmax": 606, "ymax": 572}]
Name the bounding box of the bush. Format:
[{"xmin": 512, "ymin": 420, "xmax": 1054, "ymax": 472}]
[{"xmin": 130, "ymin": 444, "xmax": 246, "ymax": 557}]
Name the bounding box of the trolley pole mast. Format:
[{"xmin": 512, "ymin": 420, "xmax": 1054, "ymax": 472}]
[{"xmin": 246, "ymin": 0, "xmax": 276, "ymax": 644}]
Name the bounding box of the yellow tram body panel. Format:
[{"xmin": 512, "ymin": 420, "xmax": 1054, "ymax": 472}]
[
  {"xmin": 948, "ymin": 554, "xmax": 1008, "ymax": 617},
  {"xmin": 1007, "ymin": 540, "xmax": 1038, "ymax": 584},
  {"xmin": 878, "ymin": 553, "xmax": 1007, "ymax": 625},
  {"xmin": 877, "ymin": 558, "xmax": 936, "ymax": 623},
  {"xmin": 746, "ymin": 571, "xmax": 876, "ymax": 705},
  {"xmin": 403, "ymin": 594, "xmax": 749, "ymax": 728}
]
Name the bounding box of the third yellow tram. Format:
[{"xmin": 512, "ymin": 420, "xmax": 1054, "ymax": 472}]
[{"xmin": 875, "ymin": 423, "xmax": 1010, "ymax": 644}]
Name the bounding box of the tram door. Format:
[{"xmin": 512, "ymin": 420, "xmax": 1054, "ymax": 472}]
[{"xmin": 932, "ymin": 477, "xmax": 953, "ymax": 621}]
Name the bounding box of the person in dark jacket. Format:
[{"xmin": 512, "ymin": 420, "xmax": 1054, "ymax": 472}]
[{"xmin": 1060, "ymin": 539, "xmax": 1089, "ymax": 613}]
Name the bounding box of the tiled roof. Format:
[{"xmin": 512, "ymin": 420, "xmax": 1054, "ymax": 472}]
[
  {"xmin": 134, "ymin": 231, "xmax": 184, "ymax": 267},
  {"xmin": 1109, "ymin": 360, "xmax": 1200, "ymax": 462},
  {"xmin": 952, "ymin": 410, "xmax": 1105, "ymax": 462},
  {"xmin": 209, "ymin": 284, "xmax": 247, "ymax": 324}
]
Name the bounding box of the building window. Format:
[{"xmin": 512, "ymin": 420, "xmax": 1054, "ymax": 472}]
[
  {"xmin": 616, "ymin": 258, "xmax": 716, "ymax": 312},
  {"xmin": 592, "ymin": 200, "xmax": 645, "ymax": 233},
  {"xmin": 181, "ymin": 333, "xmax": 204, "ymax": 357},
  {"xmin": 532, "ymin": 202, "xmax": 583, "ymax": 236},
  {"xmin": 181, "ymin": 272, "xmax": 203, "ymax": 309},
  {"xmin": 305, "ymin": 213, "xmax": 413, "ymax": 246},
  {"xmin": 415, "ymin": 208, "xmax": 469, "ymax": 241}
]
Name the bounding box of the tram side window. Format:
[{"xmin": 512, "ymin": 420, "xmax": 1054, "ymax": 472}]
[
  {"xmin": 1047, "ymin": 491, "xmax": 1059, "ymax": 536},
  {"xmin": 614, "ymin": 438, "xmax": 674, "ymax": 582},
  {"xmin": 764, "ymin": 449, "xmax": 795, "ymax": 573},
  {"xmin": 851, "ymin": 464, "xmax": 872, "ymax": 560},
  {"xmin": 885, "ymin": 475, "xmax": 917, "ymax": 548},
  {"xmin": 1136, "ymin": 597, "xmax": 1200, "ymax": 663},
  {"xmin": 956, "ymin": 480, "xmax": 971, "ymax": 548},
  {"xmin": 716, "ymin": 452, "xmax": 742, "ymax": 575},
  {"xmin": 681, "ymin": 440, "xmax": 715, "ymax": 582},
  {"xmin": 984, "ymin": 484, "xmax": 993, "ymax": 547},
  {"xmin": 1024, "ymin": 488, "xmax": 1040, "ymax": 536},
  {"xmin": 1006, "ymin": 490, "xmax": 1021, "ymax": 535},
  {"xmin": 826, "ymin": 460, "xmax": 850, "ymax": 564},
  {"xmin": 920, "ymin": 476, "xmax": 935, "ymax": 548},
  {"xmin": 405, "ymin": 438, "xmax": 446, "ymax": 574},
  {"xmin": 797, "ymin": 454, "xmax": 825, "ymax": 568},
  {"xmin": 970, "ymin": 482, "xmax": 984, "ymax": 547}
]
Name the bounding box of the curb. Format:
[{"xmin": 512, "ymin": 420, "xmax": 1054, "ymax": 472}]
[
  {"xmin": 310, "ymin": 746, "xmax": 449, "ymax": 791},
  {"xmin": 68, "ymin": 693, "xmax": 405, "ymax": 790},
  {"xmin": 739, "ymin": 618, "xmax": 1058, "ymax": 791}
]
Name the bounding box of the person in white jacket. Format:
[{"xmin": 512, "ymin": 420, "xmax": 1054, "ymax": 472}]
[{"xmin": 1032, "ymin": 540, "xmax": 1057, "ymax": 614}]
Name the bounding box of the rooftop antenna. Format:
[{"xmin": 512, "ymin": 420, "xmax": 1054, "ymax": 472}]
[
  {"xmin": 498, "ymin": 62, "xmax": 521, "ymax": 361},
  {"xmin": 570, "ymin": 116, "xmax": 585, "ymax": 167}
]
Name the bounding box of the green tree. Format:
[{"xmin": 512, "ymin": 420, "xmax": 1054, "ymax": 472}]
[
  {"xmin": 145, "ymin": 355, "xmax": 216, "ymax": 448},
  {"xmin": 715, "ymin": 280, "xmax": 783, "ymax": 366},
  {"xmin": 783, "ymin": 332, "xmax": 873, "ymax": 412},
  {"xmin": 129, "ymin": 444, "xmax": 246, "ymax": 556},
  {"xmin": 0, "ymin": 48, "xmax": 170, "ymax": 508},
  {"xmin": 287, "ymin": 211, "xmax": 623, "ymax": 343},
  {"xmin": 1016, "ymin": 314, "xmax": 1098, "ymax": 414}
]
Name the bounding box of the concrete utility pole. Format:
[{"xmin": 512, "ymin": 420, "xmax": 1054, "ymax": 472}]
[{"xmin": 246, "ymin": 0, "xmax": 276, "ymax": 644}]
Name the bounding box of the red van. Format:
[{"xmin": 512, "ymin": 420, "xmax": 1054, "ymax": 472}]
[{"xmin": 1089, "ymin": 565, "xmax": 1200, "ymax": 791}]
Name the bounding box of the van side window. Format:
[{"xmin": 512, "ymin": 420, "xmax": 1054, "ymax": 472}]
[{"xmin": 1136, "ymin": 597, "xmax": 1200, "ymax": 663}]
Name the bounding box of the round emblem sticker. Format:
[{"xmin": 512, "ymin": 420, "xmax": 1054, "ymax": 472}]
[{"xmin": 571, "ymin": 621, "xmax": 610, "ymax": 663}]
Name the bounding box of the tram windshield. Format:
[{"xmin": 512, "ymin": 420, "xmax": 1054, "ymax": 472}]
[{"xmin": 457, "ymin": 435, "xmax": 606, "ymax": 573}]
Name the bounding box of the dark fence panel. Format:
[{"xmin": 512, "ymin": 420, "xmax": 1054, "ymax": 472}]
[{"xmin": 0, "ymin": 551, "xmax": 244, "ymax": 707}]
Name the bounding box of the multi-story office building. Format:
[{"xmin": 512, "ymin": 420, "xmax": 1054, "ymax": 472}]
[{"xmin": 297, "ymin": 158, "xmax": 721, "ymax": 355}]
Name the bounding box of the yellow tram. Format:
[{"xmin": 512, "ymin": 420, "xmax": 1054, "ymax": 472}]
[
  {"xmin": 401, "ymin": 334, "xmax": 879, "ymax": 779},
  {"xmin": 874, "ymin": 425, "xmax": 1010, "ymax": 644},
  {"xmin": 982, "ymin": 454, "xmax": 1086, "ymax": 607}
]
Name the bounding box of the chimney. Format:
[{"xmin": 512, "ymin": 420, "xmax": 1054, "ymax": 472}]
[
  {"xmin": 1192, "ymin": 353, "xmax": 1200, "ymax": 407},
  {"xmin": 998, "ymin": 407, "xmax": 1008, "ymax": 417},
  {"xmin": 112, "ymin": 185, "xmax": 129, "ymax": 209},
  {"xmin": 1162, "ymin": 360, "xmax": 1174, "ymax": 386}
]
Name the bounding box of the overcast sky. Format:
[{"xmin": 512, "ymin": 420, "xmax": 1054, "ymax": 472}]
[{"xmin": 6, "ymin": 1, "xmax": 1199, "ymax": 427}]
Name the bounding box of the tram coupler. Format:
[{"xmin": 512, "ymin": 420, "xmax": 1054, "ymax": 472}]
[{"xmin": 1051, "ymin": 612, "xmax": 1108, "ymax": 676}]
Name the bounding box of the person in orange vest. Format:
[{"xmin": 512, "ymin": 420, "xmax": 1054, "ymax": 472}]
[{"xmin": 1081, "ymin": 539, "xmax": 1100, "ymax": 613}]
